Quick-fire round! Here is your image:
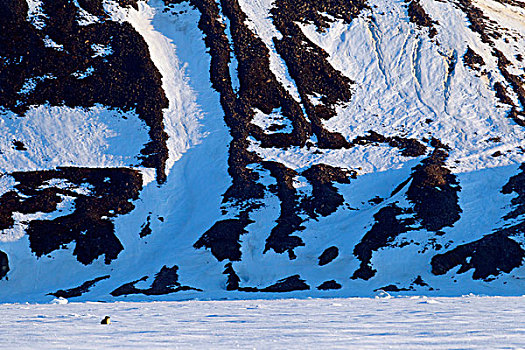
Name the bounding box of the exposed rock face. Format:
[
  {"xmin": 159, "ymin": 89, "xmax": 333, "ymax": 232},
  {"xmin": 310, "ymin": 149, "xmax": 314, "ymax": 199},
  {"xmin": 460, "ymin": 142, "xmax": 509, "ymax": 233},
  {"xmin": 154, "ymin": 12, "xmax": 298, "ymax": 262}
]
[
  {"xmin": 317, "ymin": 280, "xmax": 342, "ymax": 290},
  {"xmin": 353, "ymin": 204, "xmax": 415, "ymax": 280},
  {"xmin": 430, "ymin": 163, "xmax": 525, "ymax": 280},
  {"xmin": 431, "ymin": 234, "xmax": 525, "ymax": 280},
  {"xmin": 430, "ymin": 164, "xmax": 525, "ymax": 280},
  {"xmin": 49, "ymin": 276, "xmax": 110, "ymax": 298},
  {"xmin": 0, "ymin": 167, "xmax": 142, "ymax": 265},
  {"xmin": 463, "ymin": 47, "xmax": 485, "ymax": 71},
  {"xmin": 352, "ymin": 146, "xmax": 462, "ymax": 280},
  {"xmin": 222, "ymin": 264, "xmax": 310, "ymax": 292},
  {"xmin": 260, "ymin": 275, "xmax": 310, "ymax": 293},
  {"xmin": 318, "ymin": 246, "xmax": 339, "ymax": 266},
  {"xmin": 0, "ymin": 0, "xmax": 169, "ymax": 182},
  {"xmin": 0, "ymin": 251, "xmax": 8, "ymax": 280},
  {"xmin": 194, "ymin": 218, "xmax": 252, "ymax": 261},
  {"xmin": 375, "ymin": 284, "xmax": 413, "ymax": 292},
  {"xmin": 407, "ymin": 0, "xmax": 437, "ymax": 38},
  {"xmin": 352, "ymin": 132, "xmax": 427, "ymax": 158},
  {"xmin": 111, "ymin": 265, "xmax": 201, "ymax": 296},
  {"xmin": 223, "ymin": 263, "xmax": 241, "ymax": 291},
  {"xmin": 139, "ymin": 215, "xmax": 152, "ymax": 238},
  {"xmin": 406, "ymin": 149, "xmax": 461, "ymax": 233}
]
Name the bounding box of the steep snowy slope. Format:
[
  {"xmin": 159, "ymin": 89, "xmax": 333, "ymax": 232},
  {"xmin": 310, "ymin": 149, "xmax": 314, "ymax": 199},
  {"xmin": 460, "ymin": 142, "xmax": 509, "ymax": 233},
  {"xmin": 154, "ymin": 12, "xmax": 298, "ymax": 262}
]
[{"xmin": 0, "ymin": 0, "xmax": 524, "ymax": 301}]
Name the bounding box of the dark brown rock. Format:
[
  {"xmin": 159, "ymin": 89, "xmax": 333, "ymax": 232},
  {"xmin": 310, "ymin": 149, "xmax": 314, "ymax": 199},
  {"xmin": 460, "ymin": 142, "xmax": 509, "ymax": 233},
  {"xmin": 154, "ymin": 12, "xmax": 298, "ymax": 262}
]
[
  {"xmin": 407, "ymin": 0, "xmax": 438, "ymax": 37},
  {"xmin": 374, "ymin": 284, "xmax": 412, "ymax": 292},
  {"xmin": 49, "ymin": 275, "xmax": 110, "ymax": 298},
  {"xmin": 317, "ymin": 280, "xmax": 342, "ymax": 290},
  {"xmin": 463, "ymin": 47, "xmax": 485, "ymax": 71},
  {"xmin": 261, "ymin": 275, "xmax": 310, "ymax": 293},
  {"xmin": 0, "ymin": 167, "xmax": 143, "ymax": 265},
  {"xmin": 111, "ymin": 265, "xmax": 202, "ymax": 296},
  {"xmin": 0, "ymin": 251, "xmax": 8, "ymax": 280},
  {"xmin": 318, "ymin": 246, "xmax": 339, "ymax": 266},
  {"xmin": 223, "ymin": 262, "xmax": 240, "ymax": 291},
  {"xmin": 139, "ymin": 215, "xmax": 152, "ymax": 238},
  {"xmin": 352, "ymin": 204, "xmax": 415, "ymax": 280},
  {"xmin": 194, "ymin": 217, "xmax": 253, "ymax": 261},
  {"xmin": 431, "ymin": 234, "xmax": 524, "ymax": 280}
]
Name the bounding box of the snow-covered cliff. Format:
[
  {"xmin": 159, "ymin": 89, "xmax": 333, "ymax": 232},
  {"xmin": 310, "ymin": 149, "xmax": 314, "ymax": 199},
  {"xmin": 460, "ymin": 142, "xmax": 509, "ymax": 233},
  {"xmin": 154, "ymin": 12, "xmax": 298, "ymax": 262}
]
[{"xmin": 0, "ymin": 0, "xmax": 524, "ymax": 301}]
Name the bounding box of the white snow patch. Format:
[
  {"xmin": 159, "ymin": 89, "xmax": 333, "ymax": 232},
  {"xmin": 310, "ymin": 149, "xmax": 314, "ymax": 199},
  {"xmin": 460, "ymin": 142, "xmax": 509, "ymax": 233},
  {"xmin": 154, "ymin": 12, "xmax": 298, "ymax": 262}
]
[
  {"xmin": 251, "ymin": 108, "xmax": 293, "ymax": 133},
  {"xmin": 73, "ymin": 0, "xmax": 101, "ymax": 26},
  {"xmin": 91, "ymin": 44, "xmax": 113, "ymax": 58},
  {"xmin": 18, "ymin": 75, "xmax": 55, "ymax": 95},
  {"xmin": 105, "ymin": 1, "xmax": 204, "ymax": 173},
  {"xmin": 72, "ymin": 67, "xmax": 95, "ymax": 79},
  {"xmin": 249, "ymin": 138, "xmax": 415, "ymax": 175},
  {"xmin": 26, "ymin": 0, "xmax": 46, "ymax": 29},
  {"xmin": 0, "ymin": 105, "xmax": 149, "ymax": 173},
  {"xmin": 43, "ymin": 36, "xmax": 64, "ymax": 51},
  {"xmin": 237, "ymin": 0, "xmax": 301, "ymax": 102}
]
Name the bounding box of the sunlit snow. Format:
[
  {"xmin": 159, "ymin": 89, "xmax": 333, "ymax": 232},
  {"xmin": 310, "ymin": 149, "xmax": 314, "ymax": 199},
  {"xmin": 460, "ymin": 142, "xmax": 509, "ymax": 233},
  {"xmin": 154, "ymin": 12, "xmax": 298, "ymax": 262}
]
[{"xmin": 0, "ymin": 297, "xmax": 523, "ymax": 349}]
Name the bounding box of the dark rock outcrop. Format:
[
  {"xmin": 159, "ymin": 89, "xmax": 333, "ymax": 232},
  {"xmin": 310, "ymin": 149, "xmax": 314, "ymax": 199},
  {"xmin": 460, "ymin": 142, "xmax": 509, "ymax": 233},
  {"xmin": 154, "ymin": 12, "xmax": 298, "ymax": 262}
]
[
  {"xmin": 139, "ymin": 215, "xmax": 152, "ymax": 238},
  {"xmin": 318, "ymin": 246, "xmax": 339, "ymax": 266},
  {"xmin": 49, "ymin": 275, "xmax": 110, "ymax": 298},
  {"xmin": 0, "ymin": 251, "xmax": 8, "ymax": 280},
  {"xmin": 353, "ymin": 204, "xmax": 415, "ymax": 280},
  {"xmin": 406, "ymin": 149, "xmax": 461, "ymax": 232},
  {"xmin": 261, "ymin": 275, "xmax": 310, "ymax": 293},
  {"xmin": 223, "ymin": 262, "xmax": 241, "ymax": 291},
  {"xmin": 0, "ymin": 167, "xmax": 143, "ymax": 265},
  {"xmin": 111, "ymin": 265, "xmax": 201, "ymax": 296},
  {"xmin": 302, "ymin": 165, "xmax": 355, "ymax": 218},
  {"xmin": 374, "ymin": 284, "xmax": 413, "ymax": 292},
  {"xmin": 352, "ymin": 131, "xmax": 427, "ymax": 157},
  {"xmin": 195, "ymin": 217, "xmax": 253, "ymax": 261},
  {"xmin": 412, "ymin": 275, "xmax": 429, "ymax": 287},
  {"xmin": 222, "ymin": 264, "xmax": 310, "ymax": 292},
  {"xmin": 463, "ymin": 47, "xmax": 485, "ymax": 71},
  {"xmin": 317, "ymin": 280, "xmax": 342, "ymax": 290},
  {"xmin": 407, "ymin": 0, "xmax": 438, "ymax": 37},
  {"xmin": 12, "ymin": 140, "xmax": 27, "ymax": 151},
  {"xmin": 431, "ymin": 234, "xmax": 525, "ymax": 280}
]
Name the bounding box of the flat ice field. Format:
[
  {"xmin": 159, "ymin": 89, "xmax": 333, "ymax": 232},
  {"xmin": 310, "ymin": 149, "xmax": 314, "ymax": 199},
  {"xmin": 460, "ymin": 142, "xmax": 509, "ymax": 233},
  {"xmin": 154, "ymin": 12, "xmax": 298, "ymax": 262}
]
[{"xmin": 0, "ymin": 297, "xmax": 524, "ymax": 349}]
